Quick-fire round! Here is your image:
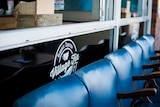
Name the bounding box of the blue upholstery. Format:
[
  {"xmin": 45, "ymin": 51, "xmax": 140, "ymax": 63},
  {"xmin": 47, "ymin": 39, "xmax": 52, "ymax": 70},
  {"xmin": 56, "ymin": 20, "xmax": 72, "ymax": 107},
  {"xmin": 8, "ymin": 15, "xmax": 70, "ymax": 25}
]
[
  {"xmin": 105, "ymin": 48, "xmax": 135, "ymax": 107},
  {"xmin": 135, "ymin": 37, "xmax": 153, "ymax": 74},
  {"xmin": 104, "ymin": 48, "xmax": 160, "ymax": 107},
  {"xmin": 142, "ymin": 34, "xmax": 159, "ymax": 65},
  {"xmin": 75, "ymin": 59, "xmax": 119, "ymax": 107},
  {"xmin": 13, "ymin": 75, "xmax": 89, "ymax": 107},
  {"xmin": 143, "ymin": 34, "xmax": 155, "ymax": 57},
  {"xmin": 123, "ymin": 42, "xmax": 145, "ymax": 90},
  {"xmin": 14, "ymin": 59, "xmax": 120, "ymax": 107},
  {"xmin": 123, "ymin": 42, "xmax": 143, "ymax": 74},
  {"xmin": 135, "ymin": 36, "xmax": 160, "ymax": 92},
  {"xmin": 136, "ymin": 37, "xmax": 151, "ymax": 65},
  {"xmin": 13, "ymin": 34, "xmax": 160, "ymax": 107},
  {"xmin": 123, "ymin": 37, "xmax": 160, "ymax": 104}
]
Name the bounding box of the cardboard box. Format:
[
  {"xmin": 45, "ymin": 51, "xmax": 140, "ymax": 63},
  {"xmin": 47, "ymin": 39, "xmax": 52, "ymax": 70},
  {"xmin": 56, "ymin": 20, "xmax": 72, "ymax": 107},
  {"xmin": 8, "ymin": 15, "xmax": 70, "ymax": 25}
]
[
  {"xmin": 14, "ymin": 1, "xmax": 36, "ymax": 15},
  {"xmin": 15, "ymin": 0, "xmax": 62, "ymax": 28},
  {"xmin": 36, "ymin": 0, "xmax": 54, "ymax": 14}
]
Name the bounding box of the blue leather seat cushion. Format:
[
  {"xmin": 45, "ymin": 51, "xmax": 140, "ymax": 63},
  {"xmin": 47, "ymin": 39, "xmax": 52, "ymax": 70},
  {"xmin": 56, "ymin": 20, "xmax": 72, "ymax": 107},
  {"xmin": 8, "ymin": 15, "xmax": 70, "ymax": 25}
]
[{"xmin": 13, "ymin": 75, "xmax": 89, "ymax": 107}]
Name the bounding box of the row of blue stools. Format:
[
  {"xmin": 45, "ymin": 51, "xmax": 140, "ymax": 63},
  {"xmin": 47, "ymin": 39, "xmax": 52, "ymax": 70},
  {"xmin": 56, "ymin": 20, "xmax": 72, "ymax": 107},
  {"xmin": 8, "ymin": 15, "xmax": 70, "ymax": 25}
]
[{"xmin": 13, "ymin": 34, "xmax": 160, "ymax": 107}]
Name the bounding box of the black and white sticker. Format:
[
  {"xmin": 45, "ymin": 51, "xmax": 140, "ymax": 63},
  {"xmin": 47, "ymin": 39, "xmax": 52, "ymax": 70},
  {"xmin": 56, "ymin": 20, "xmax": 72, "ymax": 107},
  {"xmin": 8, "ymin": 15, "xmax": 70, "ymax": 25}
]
[{"xmin": 50, "ymin": 39, "xmax": 79, "ymax": 80}]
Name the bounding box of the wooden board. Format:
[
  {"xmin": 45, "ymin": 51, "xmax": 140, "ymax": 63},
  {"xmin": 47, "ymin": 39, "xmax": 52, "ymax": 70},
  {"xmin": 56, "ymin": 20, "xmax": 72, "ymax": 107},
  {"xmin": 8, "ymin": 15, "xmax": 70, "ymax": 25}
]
[
  {"xmin": 16, "ymin": 14, "xmax": 62, "ymax": 28},
  {"xmin": 36, "ymin": 14, "xmax": 62, "ymax": 26},
  {"xmin": 16, "ymin": 15, "xmax": 35, "ymax": 28},
  {"xmin": 0, "ymin": 16, "xmax": 17, "ymax": 30}
]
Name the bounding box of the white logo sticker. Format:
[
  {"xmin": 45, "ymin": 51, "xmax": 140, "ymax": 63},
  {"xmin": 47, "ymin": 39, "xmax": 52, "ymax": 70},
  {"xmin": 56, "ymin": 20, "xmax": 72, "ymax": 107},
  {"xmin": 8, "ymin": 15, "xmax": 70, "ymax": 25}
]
[{"xmin": 50, "ymin": 39, "xmax": 79, "ymax": 80}]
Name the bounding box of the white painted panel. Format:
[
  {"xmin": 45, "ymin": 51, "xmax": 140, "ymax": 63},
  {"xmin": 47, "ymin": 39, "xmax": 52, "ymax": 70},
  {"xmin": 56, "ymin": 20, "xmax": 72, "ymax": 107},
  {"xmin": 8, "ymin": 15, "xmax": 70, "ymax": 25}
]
[{"xmin": 0, "ymin": 0, "xmax": 152, "ymax": 51}]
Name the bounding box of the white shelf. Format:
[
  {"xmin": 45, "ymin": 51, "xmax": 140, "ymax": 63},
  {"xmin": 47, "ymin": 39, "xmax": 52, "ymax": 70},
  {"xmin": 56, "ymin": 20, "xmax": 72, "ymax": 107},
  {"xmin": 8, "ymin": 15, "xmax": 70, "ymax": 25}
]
[{"xmin": 0, "ymin": 0, "xmax": 152, "ymax": 51}]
